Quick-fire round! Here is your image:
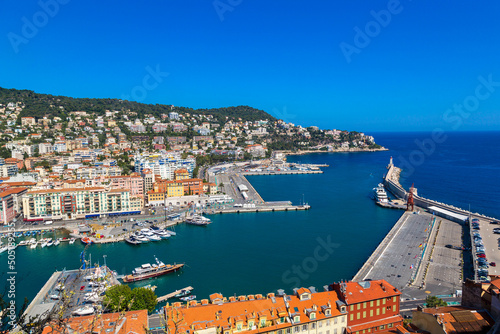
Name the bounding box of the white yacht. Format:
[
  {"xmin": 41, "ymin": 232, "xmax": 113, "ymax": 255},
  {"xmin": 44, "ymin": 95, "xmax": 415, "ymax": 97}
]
[{"xmin": 373, "ymin": 183, "xmax": 389, "ymax": 203}]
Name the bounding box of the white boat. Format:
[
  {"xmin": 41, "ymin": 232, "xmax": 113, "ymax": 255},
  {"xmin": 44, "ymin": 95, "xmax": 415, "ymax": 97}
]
[
  {"xmin": 154, "ymin": 230, "xmax": 170, "ymax": 239},
  {"xmin": 187, "ymin": 214, "xmax": 212, "ymax": 226},
  {"xmin": 166, "ymin": 230, "xmax": 176, "ymax": 236},
  {"xmin": 19, "ymin": 240, "xmax": 28, "ymax": 246},
  {"xmin": 373, "ymin": 183, "xmax": 389, "ymax": 203},
  {"xmin": 134, "ymin": 234, "xmax": 150, "ymax": 242},
  {"xmin": 69, "ymin": 238, "xmax": 76, "ymax": 244},
  {"xmin": 54, "ymin": 239, "xmax": 61, "ymax": 246},
  {"xmin": 148, "ymin": 234, "xmax": 161, "ymax": 241},
  {"xmin": 0, "ymin": 246, "xmax": 7, "ymax": 253},
  {"xmin": 46, "ymin": 238, "xmax": 54, "ymax": 247},
  {"xmin": 72, "ymin": 306, "xmax": 95, "ymax": 316},
  {"xmin": 7, "ymin": 244, "xmax": 17, "ymax": 251},
  {"xmin": 41, "ymin": 241, "xmax": 48, "ymax": 248},
  {"xmin": 30, "ymin": 242, "xmax": 37, "ymax": 249}
]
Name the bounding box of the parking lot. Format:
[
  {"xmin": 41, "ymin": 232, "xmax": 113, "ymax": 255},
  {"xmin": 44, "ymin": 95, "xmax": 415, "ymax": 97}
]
[{"xmin": 471, "ymin": 218, "xmax": 500, "ymax": 277}]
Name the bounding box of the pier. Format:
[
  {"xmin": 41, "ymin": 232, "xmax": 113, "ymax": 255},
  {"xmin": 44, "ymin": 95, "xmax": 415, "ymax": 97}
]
[{"xmin": 157, "ymin": 286, "xmax": 193, "ymax": 302}]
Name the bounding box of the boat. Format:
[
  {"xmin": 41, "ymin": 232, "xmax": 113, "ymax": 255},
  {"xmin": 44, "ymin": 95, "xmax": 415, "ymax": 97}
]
[
  {"xmin": 121, "ymin": 257, "xmax": 184, "ymax": 283},
  {"xmin": 72, "ymin": 306, "xmax": 95, "ymax": 316},
  {"xmin": 7, "ymin": 244, "xmax": 17, "ymax": 251},
  {"xmin": 30, "ymin": 242, "xmax": 37, "ymax": 249},
  {"xmin": 125, "ymin": 237, "xmax": 141, "ymax": 245},
  {"xmin": 154, "ymin": 230, "xmax": 171, "ymax": 239},
  {"xmin": 147, "ymin": 234, "xmax": 162, "ymax": 241},
  {"xmin": 166, "ymin": 230, "xmax": 176, "ymax": 236},
  {"xmin": 41, "ymin": 241, "xmax": 48, "ymax": 248},
  {"xmin": 134, "ymin": 234, "xmax": 150, "ymax": 243},
  {"xmin": 179, "ymin": 295, "xmax": 196, "ymax": 302},
  {"xmin": 81, "ymin": 237, "xmax": 93, "ymax": 245},
  {"xmin": 69, "ymin": 238, "xmax": 76, "ymax": 244},
  {"xmin": 373, "ymin": 183, "xmax": 389, "ymax": 204},
  {"xmin": 0, "ymin": 245, "xmax": 7, "ymax": 253},
  {"xmin": 54, "ymin": 238, "xmax": 61, "ymax": 246},
  {"xmin": 175, "ymin": 289, "xmax": 192, "ymax": 298},
  {"xmin": 46, "ymin": 238, "xmax": 53, "ymax": 247},
  {"xmin": 186, "ymin": 214, "xmax": 211, "ymax": 226}
]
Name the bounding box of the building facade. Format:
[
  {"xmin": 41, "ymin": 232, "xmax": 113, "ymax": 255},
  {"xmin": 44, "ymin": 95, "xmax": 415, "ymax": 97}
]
[{"xmin": 23, "ymin": 187, "xmax": 138, "ymax": 221}]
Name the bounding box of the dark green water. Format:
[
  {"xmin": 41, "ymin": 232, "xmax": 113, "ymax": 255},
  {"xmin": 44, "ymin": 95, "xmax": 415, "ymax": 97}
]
[{"xmin": 4, "ymin": 149, "xmax": 404, "ymax": 311}]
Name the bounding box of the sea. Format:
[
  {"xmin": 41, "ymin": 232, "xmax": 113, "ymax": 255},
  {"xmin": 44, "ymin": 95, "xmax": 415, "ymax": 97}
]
[{"xmin": 3, "ymin": 131, "xmax": 499, "ymax": 312}]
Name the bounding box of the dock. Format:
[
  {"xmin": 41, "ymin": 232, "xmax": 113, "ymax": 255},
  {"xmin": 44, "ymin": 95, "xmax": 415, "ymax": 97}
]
[
  {"xmin": 157, "ymin": 286, "xmax": 193, "ymax": 302},
  {"xmin": 241, "ymin": 170, "xmax": 323, "ymax": 176}
]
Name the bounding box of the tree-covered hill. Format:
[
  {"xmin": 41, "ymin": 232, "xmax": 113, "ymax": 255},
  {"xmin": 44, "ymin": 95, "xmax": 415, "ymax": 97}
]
[{"xmin": 0, "ymin": 87, "xmax": 276, "ymax": 122}]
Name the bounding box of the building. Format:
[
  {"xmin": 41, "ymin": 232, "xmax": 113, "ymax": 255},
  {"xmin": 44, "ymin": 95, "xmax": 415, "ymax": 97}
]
[
  {"xmin": 169, "ymin": 111, "xmax": 179, "ymax": 120},
  {"xmin": 174, "ymin": 168, "xmax": 190, "ymax": 180},
  {"xmin": 412, "ymin": 306, "xmax": 495, "ymax": 334},
  {"xmin": 245, "ymin": 144, "xmax": 267, "ymax": 158},
  {"xmin": 0, "ymin": 164, "xmax": 18, "ymax": 178},
  {"xmin": 75, "ymin": 166, "xmax": 122, "ymax": 179},
  {"xmin": 23, "ymin": 187, "xmax": 138, "ymax": 221},
  {"xmin": 42, "ymin": 309, "xmax": 149, "ymax": 334},
  {"xmin": 107, "ymin": 174, "xmax": 144, "ymax": 197},
  {"xmin": 21, "ymin": 117, "xmax": 36, "ymax": 126},
  {"xmin": 134, "ymin": 153, "xmax": 195, "ymax": 181},
  {"xmin": 180, "ymin": 178, "xmax": 204, "ymax": 195},
  {"xmin": 331, "ymin": 280, "xmax": 403, "ymax": 333},
  {"xmin": 164, "ymin": 288, "xmax": 347, "ymax": 334},
  {"xmin": 0, "ymin": 189, "xmax": 15, "ymax": 224}
]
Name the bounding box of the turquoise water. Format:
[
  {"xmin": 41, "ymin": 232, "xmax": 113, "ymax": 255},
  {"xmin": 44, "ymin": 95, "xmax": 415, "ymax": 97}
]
[
  {"xmin": 4, "ymin": 150, "xmax": 402, "ymax": 311},
  {"xmin": 4, "ymin": 132, "xmax": 499, "ymax": 312}
]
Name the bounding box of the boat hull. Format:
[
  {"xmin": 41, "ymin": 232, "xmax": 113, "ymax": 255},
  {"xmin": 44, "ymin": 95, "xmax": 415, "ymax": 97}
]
[{"xmin": 122, "ymin": 263, "xmax": 184, "ymax": 283}]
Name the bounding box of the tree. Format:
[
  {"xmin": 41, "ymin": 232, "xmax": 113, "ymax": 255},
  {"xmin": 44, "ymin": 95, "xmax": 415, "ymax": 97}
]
[
  {"xmin": 130, "ymin": 287, "xmax": 158, "ymax": 313},
  {"xmin": 425, "ymin": 295, "xmax": 447, "ymax": 308},
  {"xmin": 103, "ymin": 285, "xmax": 132, "ymax": 312}
]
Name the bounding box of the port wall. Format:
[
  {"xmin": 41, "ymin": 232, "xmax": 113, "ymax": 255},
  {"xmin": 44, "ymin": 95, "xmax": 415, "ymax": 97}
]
[{"xmin": 383, "ymin": 164, "xmax": 499, "ymax": 224}]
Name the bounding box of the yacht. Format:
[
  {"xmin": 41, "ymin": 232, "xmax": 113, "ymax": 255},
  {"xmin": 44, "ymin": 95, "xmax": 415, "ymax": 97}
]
[
  {"xmin": 46, "ymin": 238, "xmax": 54, "ymax": 247},
  {"xmin": 54, "ymin": 238, "xmax": 61, "ymax": 246},
  {"xmin": 154, "ymin": 229, "xmax": 170, "ymax": 239},
  {"xmin": 134, "ymin": 234, "xmax": 150, "ymax": 243},
  {"xmin": 373, "ymin": 183, "xmax": 389, "ymax": 203},
  {"xmin": 147, "ymin": 234, "xmax": 162, "ymax": 241},
  {"xmin": 73, "ymin": 306, "xmax": 95, "ymax": 316},
  {"xmin": 69, "ymin": 238, "xmax": 76, "ymax": 244},
  {"xmin": 30, "ymin": 242, "xmax": 37, "ymax": 249}
]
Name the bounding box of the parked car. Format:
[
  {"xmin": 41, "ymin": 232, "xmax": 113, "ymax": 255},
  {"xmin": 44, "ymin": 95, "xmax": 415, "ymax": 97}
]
[
  {"xmin": 477, "ymin": 253, "xmax": 486, "ymax": 258},
  {"xmin": 472, "ymin": 218, "xmax": 480, "ymax": 223},
  {"xmin": 490, "ymin": 262, "xmax": 497, "ymax": 267}
]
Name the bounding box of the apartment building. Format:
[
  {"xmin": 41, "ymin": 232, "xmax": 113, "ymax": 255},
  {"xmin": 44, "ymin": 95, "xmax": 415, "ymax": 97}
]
[
  {"xmin": 23, "ymin": 187, "xmax": 138, "ymax": 221},
  {"xmin": 331, "ymin": 280, "xmax": 403, "ymax": 333}
]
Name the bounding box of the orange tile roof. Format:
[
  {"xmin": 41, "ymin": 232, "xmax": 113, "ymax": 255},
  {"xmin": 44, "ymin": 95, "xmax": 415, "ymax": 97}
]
[
  {"xmin": 27, "ymin": 187, "xmax": 105, "ymax": 194},
  {"xmin": 337, "ymin": 280, "xmax": 401, "ymax": 304},
  {"xmin": 42, "ymin": 309, "xmax": 148, "ymax": 334},
  {"xmin": 2, "ymin": 181, "xmax": 37, "ymax": 187}
]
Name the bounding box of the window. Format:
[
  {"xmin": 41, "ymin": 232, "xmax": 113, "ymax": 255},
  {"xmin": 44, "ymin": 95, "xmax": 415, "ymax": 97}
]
[
  {"xmin": 310, "ymin": 313, "xmax": 316, "ymax": 320},
  {"xmin": 311, "ymin": 323, "xmax": 316, "ymax": 330},
  {"xmin": 376, "ymin": 309, "xmax": 380, "ymax": 316},
  {"xmin": 302, "ymin": 325, "xmax": 308, "ymax": 332},
  {"xmin": 356, "ymin": 313, "xmax": 360, "ymax": 320},
  {"xmin": 392, "ymin": 296, "xmax": 396, "ymax": 302},
  {"xmin": 388, "ymin": 323, "xmax": 393, "ymax": 328},
  {"xmin": 278, "ymin": 330, "xmax": 283, "ymax": 334},
  {"xmin": 237, "ymin": 324, "xmax": 242, "ymax": 331},
  {"xmin": 379, "ymin": 325, "xmax": 385, "ymax": 330},
  {"xmin": 294, "ymin": 327, "xmax": 300, "ymax": 333},
  {"xmin": 286, "ymin": 329, "xmax": 291, "ymax": 334},
  {"xmin": 382, "ymin": 299, "xmax": 386, "ymax": 305},
  {"xmin": 295, "ymin": 316, "xmax": 300, "ymax": 323},
  {"xmin": 326, "ymin": 320, "xmax": 330, "ymax": 326},
  {"xmin": 370, "ymin": 301, "xmax": 373, "ymax": 307},
  {"xmin": 382, "ymin": 308, "xmax": 386, "ymax": 315},
  {"xmin": 362, "ymin": 311, "xmax": 366, "ymax": 318},
  {"xmin": 325, "ymin": 309, "xmax": 331, "ymax": 316},
  {"xmin": 370, "ymin": 310, "xmax": 373, "ymax": 317},
  {"xmin": 376, "ymin": 299, "xmax": 380, "ymax": 306},
  {"xmin": 363, "ymin": 302, "xmax": 367, "ymax": 309},
  {"xmin": 350, "ymin": 314, "xmax": 353, "ymax": 321},
  {"xmin": 350, "ymin": 305, "xmax": 354, "ymax": 311},
  {"xmin": 357, "ymin": 304, "xmax": 361, "ymax": 310},
  {"xmin": 319, "ymin": 320, "xmax": 323, "ymax": 328},
  {"xmin": 393, "ymin": 305, "xmax": 396, "ymax": 312},
  {"xmin": 342, "ymin": 316, "xmax": 345, "ymax": 323},
  {"xmin": 334, "ymin": 318, "xmax": 337, "ymax": 325}
]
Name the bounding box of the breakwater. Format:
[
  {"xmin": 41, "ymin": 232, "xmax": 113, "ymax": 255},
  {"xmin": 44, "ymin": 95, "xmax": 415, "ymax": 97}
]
[{"xmin": 383, "ymin": 163, "xmax": 500, "ymax": 224}]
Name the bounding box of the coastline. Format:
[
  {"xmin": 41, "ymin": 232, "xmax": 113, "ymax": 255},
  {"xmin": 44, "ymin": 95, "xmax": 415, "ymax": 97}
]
[{"xmin": 283, "ymin": 147, "xmax": 388, "ymax": 157}]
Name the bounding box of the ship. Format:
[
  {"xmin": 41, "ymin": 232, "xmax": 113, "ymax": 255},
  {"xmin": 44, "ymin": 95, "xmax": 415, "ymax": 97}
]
[
  {"xmin": 186, "ymin": 214, "xmax": 211, "ymax": 226},
  {"xmin": 121, "ymin": 256, "xmax": 184, "ymax": 283},
  {"xmin": 373, "ymin": 183, "xmax": 389, "ymax": 204}
]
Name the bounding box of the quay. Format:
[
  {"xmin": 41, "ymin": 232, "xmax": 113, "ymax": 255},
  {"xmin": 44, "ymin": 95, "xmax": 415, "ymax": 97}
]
[
  {"xmin": 241, "ymin": 170, "xmax": 322, "ymax": 176},
  {"xmin": 157, "ymin": 286, "xmax": 194, "ymax": 302},
  {"xmin": 209, "ymin": 204, "xmax": 310, "ymax": 214}
]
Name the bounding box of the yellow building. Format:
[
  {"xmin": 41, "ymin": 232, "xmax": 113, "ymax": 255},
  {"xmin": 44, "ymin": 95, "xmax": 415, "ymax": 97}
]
[
  {"xmin": 174, "ymin": 168, "xmax": 189, "ymax": 180},
  {"xmin": 166, "ymin": 180, "xmax": 184, "ymax": 197}
]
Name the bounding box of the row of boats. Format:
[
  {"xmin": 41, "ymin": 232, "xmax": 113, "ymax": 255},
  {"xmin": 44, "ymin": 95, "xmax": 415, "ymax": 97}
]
[
  {"xmin": 125, "ymin": 227, "xmax": 177, "ymax": 245},
  {"xmin": 0, "ymin": 237, "xmax": 76, "ymax": 252}
]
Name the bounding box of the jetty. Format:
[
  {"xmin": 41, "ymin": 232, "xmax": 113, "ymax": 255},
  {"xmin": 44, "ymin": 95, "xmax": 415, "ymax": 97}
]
[{"xmin": 157, "ymin": 286, "xmax": 193, "ymax": 302}]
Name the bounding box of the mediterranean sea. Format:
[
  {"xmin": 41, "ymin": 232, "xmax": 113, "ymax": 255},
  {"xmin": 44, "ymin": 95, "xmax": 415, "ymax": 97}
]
[{"xmin": 3, "ymin": 131, "xmax": 499, "ymax": 312}]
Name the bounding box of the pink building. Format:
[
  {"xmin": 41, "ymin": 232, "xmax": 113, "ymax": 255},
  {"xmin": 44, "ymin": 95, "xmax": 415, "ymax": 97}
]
[
  {"xmin": 0, "ymin": 190, "xmax": 15, "ymax": 225},
  {"xmin": 108, "ymin": 174, "xmax": 144, "ymax": 197}
]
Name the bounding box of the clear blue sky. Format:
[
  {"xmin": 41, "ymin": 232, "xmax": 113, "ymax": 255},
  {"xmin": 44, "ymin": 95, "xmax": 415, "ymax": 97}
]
[{"xmin": 1, "ymin": 0, "xmax": 500, "ymax": 132}]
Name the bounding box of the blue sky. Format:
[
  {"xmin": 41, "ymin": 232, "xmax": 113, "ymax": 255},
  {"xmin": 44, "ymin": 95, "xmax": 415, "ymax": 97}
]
[{"xmin": 1, "ymin": 0, "xmax": 500, "ymax": 132}]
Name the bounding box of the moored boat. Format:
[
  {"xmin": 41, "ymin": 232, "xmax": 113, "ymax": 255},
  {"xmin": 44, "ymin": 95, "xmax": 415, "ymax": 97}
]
[
  {"xmin": 81, "ymin": 237, "xmax": 93, "ymax": 245},
  {"xmin": 180, "ymin": 295, "xmax": 196, "ymax": 302},
  {"xmin": 72, "ymin": 306, "xmax": 95, "ymax": 316},
  {"xmin": 121, "ymin": 257, "xmax": 184, "ymax": 283}
]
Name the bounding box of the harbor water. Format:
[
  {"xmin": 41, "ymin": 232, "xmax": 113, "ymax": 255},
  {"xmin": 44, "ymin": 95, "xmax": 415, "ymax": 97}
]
[{"xmin": 3, "ymin": 131, "xmax": 499, "ymax": 312}]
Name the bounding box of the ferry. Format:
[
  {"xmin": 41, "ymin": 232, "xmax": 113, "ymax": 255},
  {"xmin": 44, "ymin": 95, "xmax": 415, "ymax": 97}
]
[
  {"xmin": 121, "ymin": 256, "xmax": 184, "ymax": 283},
  {"xmin": 373, "ymin": 183, "xmax": 389, "ymax": 204}
]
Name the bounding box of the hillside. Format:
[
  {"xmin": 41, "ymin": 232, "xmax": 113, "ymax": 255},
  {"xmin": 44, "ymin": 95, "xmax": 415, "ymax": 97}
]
[{"xmin": 0, "ymin": 87, "xmax": 276, "ymax": 123}]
